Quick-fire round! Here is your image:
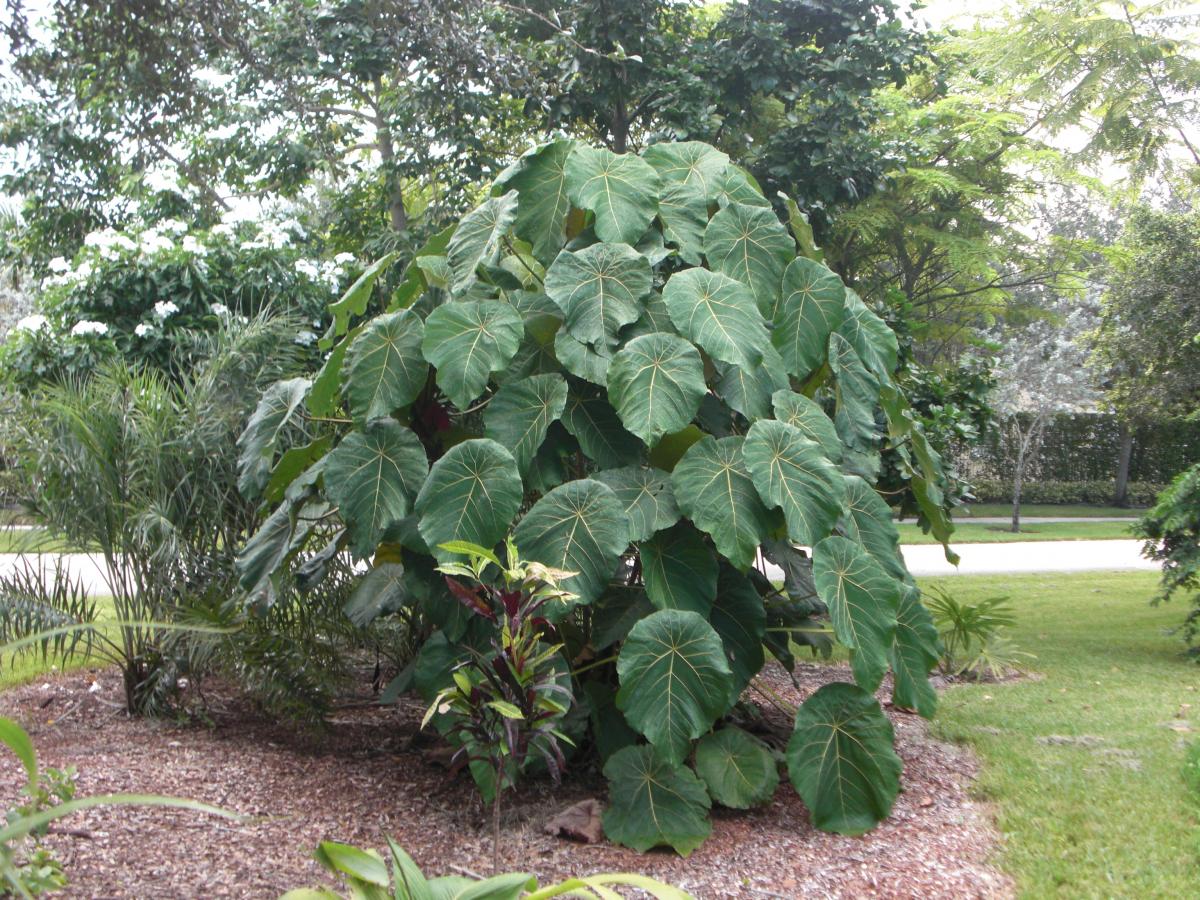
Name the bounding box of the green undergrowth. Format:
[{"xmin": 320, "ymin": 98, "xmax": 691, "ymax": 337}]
[
  {"xmin": 954, "ymin": 503, "xmax": 1145, "ymax": 519},
  {"xmin": 897, "ymin": 520, "xmax": 1134, "ymax": 545},
  {"xmin": 927, "ymin": 571, "xmax": 1200, "ymax": 897}
]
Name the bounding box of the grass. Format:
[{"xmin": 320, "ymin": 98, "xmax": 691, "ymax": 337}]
[
  {"xmin": 898, "ymin": 519, "xmax": 1136, "ymax": 544},
  {"xmin": 926, "ymin": 571, "xmax": 1200, "ymax": 897},
  {"xmin": 0, "ymin": 528, "xmax": 73, "ymax": 553},
  {"xmin": 0, "ymin": 596, "xmax": 115, "ymax": 691},
  {"xmin": 954, "ymin": 503, "xmax": 1146, "ymax": 519}
]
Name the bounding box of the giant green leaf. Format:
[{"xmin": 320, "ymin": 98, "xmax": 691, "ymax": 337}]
[
  {"xmin": 715, "ymin": 345, "xmax": 789, "ymax": 421},
  {"xmin": 842, "ymin": 475, "xmax": 906, "ymax": 581},
  {"xmin": 890, "ymin": 584, "xmax": 940, "ymax": 717},
  {"xmin": 565, "ymin": 145, "xmax": 661, "ymax": 245},
  {"xmin": 812, "ymin": 536, "xmax": 900, "ymax": 692},
  {"xmin": 415, "ymin": 439, "xmax": 522, "ymax": 560},
  {"xmin": 656, "ymin": 184, "xmax": 709, "ymax": 265},
  {"xmin": 837, "ymin": 290, "xmax": 898, "ymax": 384},
  {"xmin": 421, "ymin": 299, "xmax": 523, "ymax": 410},
  {"xmin": 544, "ymin": 242, "xmax": 652, "ymax": 347},
  {"xmin": 562, "ymin": 381, "xmax": 643, "ymax": 468},
  {"xmin": 446, "ymin": 190, "xmax": 518, "ymax": 296},
  {"xmin": 703, "ymin": 201, "xmax": 793, "ymax": 317},
  {"xmin": 343, "ymin": 310, "xmax": 426, "ymax": 423},
  {"xmin": 308, "ymin": 324, "xmax": 361, "ymax": 417},
  {"xmin": 771, "ymin": 390, "xmax": 842, "ymax": 463},
  {"xmin": 772, "ymin": 257, "xmax": 846, "ymax": 377},
  {"xmin": 343, "ymin": 563, "xmax": 408, "ymax": 627},
  {"xmin": 238, "ymin": 377, "xmax": 311, "ymax": 498},
  {"xmin": 694, "ymin": 727, "xmax": 779, "ymax": 809},
  {"xmin": 616, "ymin": 609, "xmax": 733, "ymax": 764},
  {"xmin": 601, "ymin": 745, "xmax": 711, "ymax": 856},
  {"xmin": 482, "ymin": 373, "xmax": 567, "ymax": 475},
  {"xmin": 642, "ymin": 141, "xmax": 730, "ymax": 199},
  {"xmin": 512, "ymin": 479, "xmax": 631, "ymax": 608},
  {"xmin": 710, "ymin": 563, "xmax": 766, "ymax": 697},
  {"xmin": 493, "ymin": 139, "xmax": 576, "ymax": 265},
  {"xmin": 324, "ymin": 420, "xmax": 429, "ymax": 559},
  {"xmin": 828, "ymin": 332, "xmax": 880, "ymax": 454},
  {"xmin": 639, "ymin": 521, "xmax": 717, "ymax": 616},
  {"xmin": 592, "ymin": 466, "xmax": 680, "ymax": 542},
  {"xmin": 554, "ymin": 330, "xmax": 611, "ymax": 385},
  {"xmin": 328, "ymin": 252, "xmax": 398, "ymax": 342},
  {"xmin": 672, "ymin": 435, "xmax": 772, "ymax": 569},
  {"xmin": 786, "ymin": 682, "xmax": 902, "ymax": 835},
  {"xmin": 607, "ymin": 332, "xmax": 707, "ymax": 447},
  {"xmin": 237, "ymin": 499, "xmax": 319, "ymax": 597},
  {"xmin": 715, "ymin": 165, "xmax": 772, "ymax": 208},
  {"xmin": 743, "ymin": 419, "xmax": 845, "ymax": 546},
  {"xmin": 662, "ymin": 267, "xmax": 771, "ymax": 369}
]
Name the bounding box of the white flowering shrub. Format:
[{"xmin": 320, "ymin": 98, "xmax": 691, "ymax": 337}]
[{"xmin": 1, "ymin": 217, "xmax": 359, "ymax": 388}]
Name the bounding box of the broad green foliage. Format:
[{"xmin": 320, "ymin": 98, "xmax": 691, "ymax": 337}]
[
  {"xmin": 239, "ymin": 139, "xmax": 955, "ymax": 852},
  {"xmin": 1137, "ymin": 463, "xmax": 1200, "ymax": 651}
]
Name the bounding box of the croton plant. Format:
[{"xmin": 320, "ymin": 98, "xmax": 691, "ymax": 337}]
[{"xmin": 236, "ymin": 139, "xmax": 957, "ymax": 854}]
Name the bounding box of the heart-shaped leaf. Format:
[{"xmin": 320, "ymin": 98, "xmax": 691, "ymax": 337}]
[
  {"xmin": 446, "ymin": 190, "xmax": 518, "ymax": 296},
  {"xmin": 662, "ymin": 267, "xmax": 771, "ymax": 369},
  {"xmin": 640, "ymin": 521, "xmax": 717, "ymax": 616},
  {"xmin": 562, "ymin": 381, "xmax": 643, "ymax": 468},
  {"xmin": 482, "ymin": 373, "xmax": 568, "ymax": 475},
  {"xmin": 421, "ymin": 298, "xmax": 524, "ymax": 410},
  {"xmin": 703, "ymin": 201, "xmax": 793, "ymax": 317},
  {"xmin": 554, "ymin": 329, "xmax": 611, "ymax": 385},
  {"xmin": 343, "ymin": 310, "xmax": 426, "ymax": 424},
  {"xmin": 545, "ymin": 242, "xmax": 652, "ymax": 347},
  {"xmin": 773, "ymin": 257, "xmax": 846, "ymax": 377},
  {"xmin": 694, "ymin": 726, "xmax": 779, "ymax": 809},
  {"xmin": 325, "ymin": 420, "xmax": 429, "ymax": 559},
  {"xmin": 743, "ymin": 419, "xmax": 845, "ymax": 547},
  {"xmin": 656, "ymin": 184, "xmax": 709, "ymax": 265},
  {"xmin": 602, "ymin": 745, "xmax": 711, "ymax": 856},
  {"xmin": 607, "ymin": 332, "xmax": 707, "ymax": 447},
  {"xmin": 890, "ymin": 584, "xmax": 940, "ymax": 717},
  {"xmin": 565, "ymin": 145, "xmax": 661, "ymax": 245},
  {"xmin": 812, "ymin": 536, "xmax": 900, "ymax": 692},
  {"xmin": 616, "ymin": 609, "xmax": 733, "ymax": 764},
  {"xmin": 513, "ymin": 478, "xmax": 631, "ymax": 608},
  {"xmin": 672, "ymin": 435, "xmax": 772, "ymax": 570},
  {"xmin": 715, "ymin": 345, "xmax": 789, "ymax": 421},
  {"xmin": 710, "ymin": 563, "xmax": 766, "ymax": 697},
  {"xmin": 494, "ymin": 139, "xmax": 576, "ymax": 266},
  {"xmin": 786, "ymin": 682, "xmax": 902, "ymax": 835},
  {"xmin": 592, "ymin": 465, "xmax": 680, "ymax": 542},
  {"xmin": 771, "ymin": 390, "xmax": 842, "ymax": 463},
  {"xmin": 415, "ymin": 439, "xmax": 522, "ymax": 560},
  {"xmin": 642, "ymin": 141, "xmax": 730, "ymax": 199}
]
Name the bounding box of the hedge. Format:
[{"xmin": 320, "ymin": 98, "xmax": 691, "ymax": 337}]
[{"xmin": 970, "ymin": 478, "xmax": 1166, "ymax": 507}]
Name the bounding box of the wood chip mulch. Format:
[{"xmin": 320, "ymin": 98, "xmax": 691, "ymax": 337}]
[{"xmin": 0, "ymin": 663, "xmax": 1013, "ymax": 899}]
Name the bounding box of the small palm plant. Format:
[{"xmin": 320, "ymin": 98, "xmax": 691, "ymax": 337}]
[{"xmin": 925, "ymin": 587, "xmax": 1032, "ymax": 679}]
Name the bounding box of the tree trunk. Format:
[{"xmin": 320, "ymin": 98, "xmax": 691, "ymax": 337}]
[
  {"xmin": 1010, "ymin": 438, "xmax": 1025, "ymax": 534},
  {"xmin": 373, "ymin": 76, "xmax": 407, "ymax": 233},
  {"xmin": 1114, "ymin": 421, "xmax": 1134, "ymax": 507}
]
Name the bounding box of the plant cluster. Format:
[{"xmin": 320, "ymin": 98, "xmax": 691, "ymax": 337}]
[
  {"xmin": 236, "ymin": 138, "xmax": 954, "ymax": 851},
  {"xmin": 1136, "ymin": 463, "xmax": 1200, "ymax": 652},
  {"xmin": 926, "ymin": 587, "xmax": 1030, "ymax": 680}
]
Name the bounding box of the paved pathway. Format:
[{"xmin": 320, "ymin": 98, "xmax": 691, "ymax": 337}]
[{"xmin": 916, "ymin": 516, "xmax": 1137, "ymax": 525}]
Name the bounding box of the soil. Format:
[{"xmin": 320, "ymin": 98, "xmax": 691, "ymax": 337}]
[{"xmin": 0, "ymin": 663, "xmax": 1013, "ymax": 899}]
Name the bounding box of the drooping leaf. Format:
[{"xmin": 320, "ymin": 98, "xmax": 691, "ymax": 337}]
[
  {"xmin": 562, "ymin": 381, "xmax": 643, "ymax": 468},
  {"xmin": 812, "ymin": 536, "xmax": 900, "ymax": 692},
  {"xmin": 639, "ymin": 521, "xmax": 717, "ymax": 616},
  {"xmin": 773, "ymin": 257, "xmax": 846, "ymax": 377},
  {"xmin": 890, "ymin": 584, "xmax": 940, "ymax": 717},
  {"xmin": 554, "ymin": 329, "xmax": 611, "ymax": 385},
  {"xmin": 703, "ymin": 201, "xmax": 793, "ymax": 317},
  {"xmin": 344, "ymin": 563, "xmax": 408, "ymax": 627},
  {"xmin": 672, "ymin": 435, "xmax": 772, "ymax": 570},
  {"xmin": 642, "ymin": 141, "xmax": 730, "ymax": 199},
  {"xmin": 710, "ymin": 563, "xmax": 767, "ymax": 697},
  {"xmin": 544, "ymin": 242, "xmax": 652, "ymax": 347},
  {"xmin": 421, "ymin": 298, "xmax": 524, "ymax": 410},
  {"xmin": 389, "ymin": 225, "xmax": 455, "ymax": 313},
  {"xmin": 565, "ymin": 145, "xmax": 661, "ymax": 245},
  {"xmin": 837, "ymin": 290, "xmax": 899, "ymax": 384},
  {"xmin": 743, "ymin": 419, "xmax": 845, "ymax": 546},
  {"xmin": 842, "ymin": 475, "xmax": 906, "ymax": 581},
  {"xmin": 415, "ymin": 439, "xmax": 522, "ymax": 560},
  {"xmin": 662, "ymin": 267, "xmax": 771, "ymax": 369},
  {"xmin": 601, "ymin": 744, "xmax": 711, "ymax": 856},
  {"xmin": 616, "ymin": 609, "xmax": 733, "ymax": 764},
  {"xmin": 828, "ymin": 333, "xmax": 881, "ymax": 455},
  {"xmin": 592, "ymin": 465, "xmax": 680, "ymax": 542},
  {"xmin": 482, "ymin": 373, "xmax": 568, "ymax": 475},
  {"xmin": 238, "ymin": 377, "xmax": 311, "ymax": 499},
  {"xmin": 264, "ymin": 435, "xmax": 332, "ymax": 504},
  {"xmin": 771, "ymin": 390, "xmax": 842, "ymax": 463},
  {"xmin": 779, "ymin": 193, "xmax": 824, "ymax": 263},
  {"xmin": 715, "ymin": 345, "xmax": 789, "ymax": 421},
  {"xmin": 512, "ymin": 479, "xmax": 631, "ymax": 609},
  {"xmin": 656, "ymin": 184, "xmax": 709, "ymax": 265},
  {"xmin": 607, "ymin": 332, "xmax": 707, "ymax": 447},
  {"xmin": 325, "ymin": 420, "xmax": 429, "ymax": 559},
  {"xmin": 591, "ymin": 586, "xmax": 655, "ymax": 652},
  {"xmin": 328, "ymin": 252, "xmax": 398, "ymax": 342},
  {"xmin": 715, "ymin": 165, "xmax": 772, "ymax": 208},
  {"xmin": 694, "ymin": 726, "xmax": 779, "ymax": 809},
  {"xmin": 237, "ymin": 499, "xmax": 322, "ymax": 597},
  {"xmin": 446, "ymin": 191, "xmax": 519, "ymax": 296},
  {"xmin": 308, "ymin": 324, "xmax": 361, "ymax": 417},
  {"xmin": 494, "ymin": 139, "xmax": 576, "ymax": 265},
  {"xmin": 786, "ymin": 682, "xmax": 902, "ymax": 835},
  {"xmin": 343, "ymin": 310, "xmax": 427, "ymax": 423}
]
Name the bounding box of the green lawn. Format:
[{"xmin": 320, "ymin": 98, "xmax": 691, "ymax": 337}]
[
  {"xmin": 953, "ymin": 503, "xmax": 1146, "ymax": 519},
  {"xmin": 0, "ymin": 528, "xmax": 72, "ymax": 554},
  {"xmin": 898, "ymin": 519, "xmax": 1136, "ymax": 544},
  {"xmin": 927, "ymin": 571, "xmax": 1200, "ymax": 897}
]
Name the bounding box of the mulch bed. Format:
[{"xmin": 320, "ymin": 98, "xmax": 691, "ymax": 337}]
[{"xmin": 0, "ymin": 663, "xmax": 1013, "ymax": 899}]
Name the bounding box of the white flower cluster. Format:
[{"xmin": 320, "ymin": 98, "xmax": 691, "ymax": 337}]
[
  {"xmin": 70, "ymin": 320, "xmax": 108, "ymax": 337},
  {"xmin": 14, "ymin": 314, "xmax": 48, "ymax": 333},
  {"xmin": 153, "ymin": 301, "xmax": 180, "ymax": 319}
]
